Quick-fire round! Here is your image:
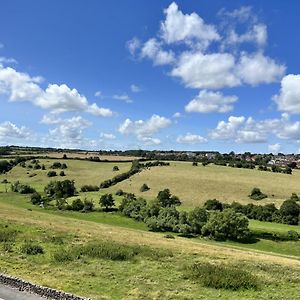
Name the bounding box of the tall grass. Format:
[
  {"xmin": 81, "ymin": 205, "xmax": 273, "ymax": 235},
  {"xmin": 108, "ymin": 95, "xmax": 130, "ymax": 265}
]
[{"xmin": 186, "ymin": 262, "xmax": 259, "ymax": 290}]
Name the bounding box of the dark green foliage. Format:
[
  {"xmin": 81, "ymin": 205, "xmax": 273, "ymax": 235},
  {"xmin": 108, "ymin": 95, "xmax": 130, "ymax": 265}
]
[
  {"xmin": 202, "ymin": 209, "xmax": 250, "ymax": 241},
  {"xmin": 30, "ymin": 192, "xmax": 42, "ymax": 205},
  {"xmin": 204, "ymin": 199, "xmax": 223, "ymax": 211},
  {"xmin": 59, "ymin": 170, "xmax": 66, "ymax": 176},
  {"xmin": 80, "ymin": 185, "xmax": 99, "ymax": 192},
  {"xmin": 83, "ymin": 198, "xmax": 94, "ymax": 212},
  {"xmin": 249, "ymin": 187, "xmax": 267, "ymax": 200},
  {"xmin": 44, "ymin": 180, "xmax": 76, "ymax": 199},
  {"xmin": 0, "ymin": 160, "xmax": 12, "ymax": 173},
  {"xmin": 20, "ymin": 242, "xmax": 44, "ymax": 255},
  {"xmin": 192, "ymin": 162, "xmax": 198, "ymax": 166},
  {"xmin": 47, "ymin": 170, "xmax": 57, "ymax": 177},
  {"xmin": 286, "ymin": 230, "xmax": 300, "ymax": 241},
  {"xmin": 119, "ymin": 196, "xmax": 147, "ymax": 221},
  {"xmin": 186, "ymin": 262, "xmax": 258, "ymax": 290},
  {"xmin": 41, "ymin": 164, "xmax": 46, "ymax": 170},
  {"xmin": 112, "ymin": 165, "xmax": 119, "ymax": 171},
  {"xmin": 290, "ymin": 193, "xmax": 299, "ymax": 202},
  {"xmin": 115, "ymin": 189, "xmax": 124, "ymax": 196},
  {"xmin": 157, "ymin": 189, "xmax": 181, "ymax": 207},
  {"xmin": 70, "ymin": 198, "xmax": 84, "ymax": 211},
  {"xmin": 140, "ymin": 183, "xmax": 150, "ymax": 192},
  {"xmin": 187, "ymin": 207, "xmax": 208, "ymax": 234},
  {"xmin": 280, "ymin": 199, "xmax": 300, "ymax": 225},
  {"xmin": 99, "ymin": 193, "xmax": 115, "ymax": 210},
  {"xmin": 11, "ymin": 181, "xmax": 36, "ymax": 194}
]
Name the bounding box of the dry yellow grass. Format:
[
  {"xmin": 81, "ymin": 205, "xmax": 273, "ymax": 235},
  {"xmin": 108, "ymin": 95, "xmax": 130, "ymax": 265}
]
[{"xmin": 108, "ymin": 162, "xmax": 300, "ymax": 207}]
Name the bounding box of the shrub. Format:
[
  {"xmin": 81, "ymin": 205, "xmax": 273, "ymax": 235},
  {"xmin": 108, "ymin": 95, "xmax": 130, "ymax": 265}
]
[
  {"xmin": 99, "ymin": 194, "xmax": 115, "ymax": 211},
  {"xmin": 83, "ymin": 198, "xmax": 94, "ymax": 212},
  {"xmin": 44, "ymin": 180, "xmax": 76, "ymax": 199},
  {"xmin": 187, "ymin": 207, "xmax": 208, "ymax": 234},
  {"xmin": 157, "ymin": 189, "xmax": 181, "ymax": 207},
  {"xmin": 80, "ymin": 185, "xmax": 99, "ymax": 192},
  {"xmin": 290, "ymin": 193, "xmax": 299, "ymax": 202},
  {"xmin": 204, "ymin": 199, "xmax": 223, "ymax": 211},
  {"xmin": 115, "ymin": 189, "xmax": 124, "ymax": 196},
  {"xmin": 11, "ymin": 181, "xmax": 36, "ymax": 194},
  {"xmin": 119, "ymin": 197, "xmax": 147, "ymax": 221},
  {"xmin": 51, "ymin": 162, "xmax": 62, "ymax": 169},
  {"xmin": 202, "ymin": 209, "xmax": 250, "ymax": 241},
  {"xmin": 287, "ymin": 230, "xmax": 299, "ymax": 241},
  {"xmin": 20, "ymin": 242, "xmax": 44, "ymax": 255},
  {"xmin": 249, "ymin": 187, "xmax": 267, "ymax": 200},
  {"xmin": 186, "ymin": 262, "xmax": 258, "ymax": 290},
  {"xmin": 31, "ymin": 192, "xmax": 42, "ymax": 205},
  {"xmin": 112, "ymin": 166, "xmax": 119, "ymax": 171},
  {"xmin": 70, "ymin": 198, "xmax": 84, "ymax": 211},
  {"xmin": 47, "ymin": 171, "xmax": 57, "ymax": 177},
  {"xmin": 280, "ymin": 199, "xmax": 300, "ymax": 225},
  {"xmin": 59, "ymin": 171, "xmax": 66, "ymax": 176},
  {"xmin": 192, "ymin": 162, "xmax": 198, "ymax": 166},
  {"xmin": 140, "ymin": 183, "xmax": 150, "ymax": 192}
]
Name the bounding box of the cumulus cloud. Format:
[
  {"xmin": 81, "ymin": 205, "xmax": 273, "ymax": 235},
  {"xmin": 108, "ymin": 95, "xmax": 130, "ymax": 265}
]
[
  {"xmin": 268, "ymin": 143, "xmax": 281, "ymax": 154},
  {"xmin": 118, "ymin": 114, "xmax": 171, "ymax": 143},
  {"xmin": 236, "ymin": 52, "xmax": 285, "ymax": 86},
  {"xmin": 113, "ymin": 93, "xmax": 133, "ymax": 103},
  {"xmin": 273, "ymin": 74, "xmax": 300, "ymax": 114},
  {"xmin": 185, "ymin": 90, "xmax": 238, "ymax": 113},
  {"xmin": 160, "ymin": 2, "xmax": 220, "ymax": 49},
  {"xmin": 126, "ymin": 37, "xmax": 141, "ymax": 56},
  {"xmin": 139, "ymin": 136, "xmax": 161, "ymax": 145},
  {"xmin": 176, "ymin": 133, "xmax": 207, "ymax": 144},
  {"xmin": 173, "ymin": 112, "xmax": 181, "ymax": 118},
  {"xmin": 141, "ymin": 38, "xmax": 175, "ymax": 65},
  {"xmin": 0, "ymin": 65, "xmax": 113, "ymax": 117},
  {"xmin": 0, "ymin": 121, "xmax": 31, "ymax": 139}
]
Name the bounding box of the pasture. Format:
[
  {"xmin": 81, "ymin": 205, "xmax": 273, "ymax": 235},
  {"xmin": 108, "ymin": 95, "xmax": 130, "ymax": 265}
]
[{"xmin": 108, "ymin": 161, "xmax": 300, "ymax": 207}]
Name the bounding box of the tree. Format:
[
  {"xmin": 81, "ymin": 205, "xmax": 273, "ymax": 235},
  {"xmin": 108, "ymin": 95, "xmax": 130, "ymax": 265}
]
[
  {"xmin": 280, "ymin": 199, "xmax": 300, "ymax": 225},
  {"xmin": 202, "ymin": 209, "xmax": 250, "ymax": 241},
  {"xmin": 47, "ymin": 171, "xmax": 57, "ymax": 177},
  {"xmin": 83, "ymin": 198, "xmax": 94, "ymax": 212},
  {"xmin": 70, "ymin": 198, "xmax": 84, "ymax": 211},
  {"xmin": 44, "ymin": 180, "xmax": 76, "ymax": 198},
  {"xmin": 204, "ymin": 199, "xmax": 223, "ymax": 211},
  {"xmin": 188, "ymin": 207, "xmax": 208, "ymax": 234},
  {"xmin": 157, "ymin": 189, "xmax": 181, "ymax": 207},
  {"xmin": 249, "ymin": 187, "xmax": 267, "ymax": 200},
  {"xmin": 31, "ymin": 192, "xmax": 42, "ymax": 205},
  {"xmin": 99, "ymin": 193, "xmax": 115, "ymax": 211}
]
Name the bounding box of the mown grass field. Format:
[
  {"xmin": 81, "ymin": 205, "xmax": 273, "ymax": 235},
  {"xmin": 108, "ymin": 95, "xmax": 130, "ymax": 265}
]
[
  {"xmin": 108, "ymin": 161, "xmax": 300, "ymax": 207},
  {"xmin": 1, "ymin": 158, "xmax": 300, "ymax": 299}
]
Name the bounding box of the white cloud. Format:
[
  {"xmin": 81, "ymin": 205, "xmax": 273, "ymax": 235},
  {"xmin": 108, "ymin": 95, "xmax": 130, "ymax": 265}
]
[
  {"xmin": 94, "ymin": 90, "xmax": 102, "ymax": 97},
  {"xmin": 0, "ymin": 57, "xmax": 18, "ymax": 65},
  {"xmin": 173, "ymin": 112, "xmax": 181, "ymax": 118},
  {"xmin": 273, "ymin": 74, "xmax": 300, "ymax": 114},
  {"xmin": 139, "ymin": 136, "xmax": 161, "ymax": 145},
  {"xmin": 0, "ymin": 65, "xmax": 113, "ymax": 117},
  {"xmin": 185, "ymin": 90, "xmax": 238, "ymax": 113},
  {"xmin": 118, "ymin": 114, "xmax": 171, "ymax": 141},
  {"xmin": 100, "ymin": 132, "xmax": 116, "ymax": 140},
  {"xmin": 210, "ymin": 116, "xmax": 246, "ymax": 140},
  {"xmin": 268, "ymin": 143, "xmax": 281, "ymax": 154},
  {"xmin": 141, "ymin": 38, "xmax": 175, "ymax": 66},
  {"xmin": 235, "ymin": 130, "xmax": 267, "ymax": 143},
  {"xmin": 126, "ymin": 37, "xmax": 141, "ymax": 56},
  {"xmin": 171, "ymin": 51, "xmax": 239, "ymax": 89},
  {"xmin": 113, "ymin": 93, "xmax": 133, "ymax": 103},
  {"xmin": 176, "ymin": 133, "xmax": 207, "ymax": 144},
  {"xmin": 160, "ymin": 2, "xmax": 220, "ymax": 49},
  {"xmin": 130, "ymin": 84, "xmax": 141, "ymax": 93},
  {"xmin": 0, "ymin": 121, "xmax": 31, "ymax": 139},
  {"xmin": 236, "ymin": 52, "xmax": 285, "ymax": 85},
  {"xmin": 219, "ymin": 6, "xmax": 254, "ymax": 23}
]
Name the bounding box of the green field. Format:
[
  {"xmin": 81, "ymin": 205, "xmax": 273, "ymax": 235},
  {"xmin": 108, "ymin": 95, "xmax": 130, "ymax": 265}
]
[
  {"xmin": 0, "ymin": 158, "xmax": 300, "ymax": 299},
  {"xmin": 107, "ymin": 161, "xmax": 300, "ymax": 207}
]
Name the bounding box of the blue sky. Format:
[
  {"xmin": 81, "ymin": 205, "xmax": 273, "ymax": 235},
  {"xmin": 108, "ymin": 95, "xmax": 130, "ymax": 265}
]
[{"xmin": 1, "ymin": 0, "xmax": 300, "ymax": 153}]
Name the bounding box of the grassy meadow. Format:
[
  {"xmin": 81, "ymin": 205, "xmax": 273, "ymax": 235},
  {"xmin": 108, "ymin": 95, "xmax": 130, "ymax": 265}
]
[
  {"xmin": 108, "ymin": 161, "xmax": 300, "ymax": 207},
  {"xmin": 0, "ymin": 157, "xmax": 300, "ymax": 299}
]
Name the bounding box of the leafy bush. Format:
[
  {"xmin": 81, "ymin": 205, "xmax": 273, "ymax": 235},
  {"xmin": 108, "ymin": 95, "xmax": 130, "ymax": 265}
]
[
  {"xmin": 83, "ymin": 198, "xmax": 94, "ymax": 212},
  {"xmin": 280, "ymin": 199, "xmax": 300, "ymax": 225},
  {"xmin": 204, "ymin": 199, "xmax": 223, "ymax": 211},
  {"xmin": 202, "ymin": 209, "xmax": 250, "ymax": 241},
  {"xmin": 186, "ymin": 262, "xmax": 258, "ymax": 290},
  {"xmin": 59, "ymin": 171, "xmax": 66, "ymax": 176},
  {"xmin": 47, "ymin": 170, "xmax": 57, "ymax": 177},
  {"xmin": 99, "ymin": 194, "xmax": 115, "ymax": 210},
  {"xmin": 44, "ymin": 180, "xmax": 76, "ymax": 199},
  {"xmin": 290, "ymin": 193, "xmax": 299, "ymax": 202},
  {"xmin": 20, "ymin": 242, "xmax": 44, "ymax": 255},
  {"xmin": 115, "ymin": 189, "xmax": 124, "ymax": 196},
  {"xmin": 31, "ymin": 192, "xmax": 42, "ymax": 205},
  {"xmin": 70, "ymin": 198, "xmax": 84, "ymax": 211},
  {"xmin": 249, "ymin": 188, "xmax": 267, "ymax": 200},
  {"xmin": 112, "ymin": 166, "xmax": 119, "ymax": 171},
  {"xmin": 80, "ymin": 185, "xmax": 99, "ymax": 192},
  {"xmin": 157, "ymin": 189, "xmax": 181, "ymax": 207},
  {"xmin": 11, "ymin": 181, "xmax": 36, "ymax": 194},
  {"xmin": 119, "ymin": 196, "xmax": 147, "ymax": 221},
  {"xmin": 140, "ymin": 183, "xmax": 150, "ymax": 192}
]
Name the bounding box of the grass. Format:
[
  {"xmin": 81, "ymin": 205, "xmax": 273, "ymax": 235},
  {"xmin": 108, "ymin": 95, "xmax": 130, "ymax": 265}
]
[{"xmin": 107, "ymin": 161, "xmax": 300, "ymax": 207}]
